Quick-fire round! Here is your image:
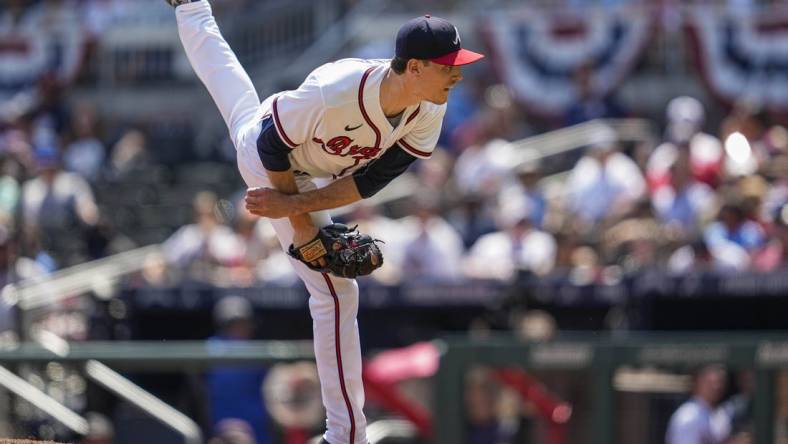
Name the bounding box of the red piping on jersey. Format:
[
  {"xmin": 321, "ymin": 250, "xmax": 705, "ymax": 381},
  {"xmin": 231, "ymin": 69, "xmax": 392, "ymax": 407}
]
[
  {"xmin": 405, "ymin": 105, "xmax": 421, "ymax": 125},
  {"xmin": 398, "ymin": 138, "xmax": 431, "ymax": 158},
  {"xmin": 336, "ymin": 159, "xmax": 361, "ymax": 179},
  {"xmin": 272, "ymin": 96, "xmax": 297, "ymax": 148},
  {"xmin": 322, "ymin": 273, "xmax": 356, "ymax": 444},
  {"xmin": 358, "ymin": 67, "xmax": 381, "ymax": 148}
]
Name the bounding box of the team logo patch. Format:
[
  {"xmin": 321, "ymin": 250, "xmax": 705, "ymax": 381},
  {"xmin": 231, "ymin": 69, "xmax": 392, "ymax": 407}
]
[{"xmin": 313, "ymin": 136, "xmax": 381, "ymax": 161}]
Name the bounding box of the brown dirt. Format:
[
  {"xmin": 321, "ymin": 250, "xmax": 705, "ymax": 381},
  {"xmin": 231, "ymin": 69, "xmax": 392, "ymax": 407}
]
[{"xmin": 0, "ymin": 440, "xmax": 66, "ymax": 444}]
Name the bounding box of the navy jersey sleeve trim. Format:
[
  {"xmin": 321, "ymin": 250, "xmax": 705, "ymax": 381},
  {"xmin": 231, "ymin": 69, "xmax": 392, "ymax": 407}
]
[
  {"xmin": 256, "ymin": 115, "xmax": 292, "ymax": 172},
  {"xmin": 352, "ymin": 144, "xmax": 418, "ymax": 198}
]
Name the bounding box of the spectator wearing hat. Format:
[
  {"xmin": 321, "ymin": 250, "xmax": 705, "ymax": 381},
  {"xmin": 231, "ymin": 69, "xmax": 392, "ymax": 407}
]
[{"xmin": 206, "ymin": 296, "xmax": 272, "ymax": 444}]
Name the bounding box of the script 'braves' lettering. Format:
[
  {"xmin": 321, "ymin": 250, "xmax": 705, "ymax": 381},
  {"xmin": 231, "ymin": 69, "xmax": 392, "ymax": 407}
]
[{"xmin": 313, "ymin": 136, "xmax": 382, "ymax": 160}]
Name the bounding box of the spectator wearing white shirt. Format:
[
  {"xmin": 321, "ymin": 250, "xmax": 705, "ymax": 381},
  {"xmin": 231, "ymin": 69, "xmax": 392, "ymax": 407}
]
[
  {"xmin": 162, "ymin": 191, "xmax": 244, "ymax": 282},
  {"xmin": 566, "ymin": 129, "xmax": 646, "ymax": 227},
  {"xmin": 402, "ymin": 196, "xmax": 464, "ymax": 282},
  {"xmin": 666, "ymin": 365, "xmax": 732, "ymax": 444},
  {"xmin": 464, "ymin": 206, "xmax": 556, "ymax": 281}
]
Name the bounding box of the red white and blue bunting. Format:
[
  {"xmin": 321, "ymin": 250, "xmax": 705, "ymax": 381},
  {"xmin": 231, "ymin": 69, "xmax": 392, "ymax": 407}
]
[
  {"xmin": 482, "ymin": 7, "xmax": 654, "ymax": 117},
  {"xmin": 686, "ymin": 6, "xmax": 788, "ymax": 112}
]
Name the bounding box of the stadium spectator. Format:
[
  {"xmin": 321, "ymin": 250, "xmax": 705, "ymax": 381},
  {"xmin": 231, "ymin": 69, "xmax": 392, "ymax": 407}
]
[
  {"xmin": 208, "ymin": 418, "xmax": 257, "ymax": 444},
  {"xmin": 753, "ymin": 203, "xmax": 788, "ymax": 272},
  {"xmin": 566, "ymin": 128, "xmax": 646, "ymax": 228},
  {"xmin": 666, "ymin": 365, "xmax": 731, "ymax": 444},
  {"xmin": 652, "ymin": 154, "xmax": 716, "ymax": 234},
  {"xmin": 720, "ymin": 370, "xmax": 754, "ymax": 440},
  {"xmin": 206, "ymin": 296, "xmax": 272, "ymax": 444},
  {"xmin": 63, "ymin": 102, "xmax": 105, "ymax": 182},
  {"xmin": 668, "ymin": 239, "xmax": 717, "ymax": 274},
  {"xmin": 106, "ymin": 129, "xmax": 152, "ymax": 181},
  {"xmin": 453, "ymin": 138, "xmax": 512, "ymax": 199},
  {"xmin": 81, "ymin": 411, "xmax": 114, "ymax": 444},
  {"xmin": 401, "ymin": 195, "xmax": 464, "ymax": 282},
  {"xmin": 161, "ymin": 191, "xmax": 244, "ymax": 282},
  {"xmin": 464, "ymin": 206, "xmax": 556, "ymax": 281},
  {"xmin": 602, "ymin": 199, "xmax": 666, "ymax": 272},
  {"xmin": 647, "ymin": 96, "xmax": 724, "ymax": 191},
  {"xmin": 227, "ymin": 201, "xmax": 273, "ymax": 286},
  {"xmin": 347, "ymin": 202, "xmax": 410, "ymax": 285},
  {"xmin": 703, "ymin": 198, "xmax": 765, "ymax": 254},
  {"xmin": 0, "ymin": 155, "xmax": 21, "ymax": 229},
  {"xmin": 497, "ymin": 159, "xmax": 547, "ymax": 229},
  {"xmin": 20, "ymin": 145, "xmax": 99, "ymax": 268},
  {"xmin": 447, "ymin": 192, "xmax": 498, "ymax": 249},
  {"xmin": 464, "ymin": 367, "xmax": 503, "ymax": 444},
  {"xmin": 511, "ymin": 309, "xmax": 558, "ymax": 342}
]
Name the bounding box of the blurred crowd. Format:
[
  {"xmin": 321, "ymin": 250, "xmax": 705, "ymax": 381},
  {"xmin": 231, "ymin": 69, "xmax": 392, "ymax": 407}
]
[
  {"xmin": 3, "ymin": 2, "xmax": 788, "ymax": 444},
  {"xmin": 0, "ymin": 1, "xmax": 787, "ymax": 300},
  {"xmin": 142, "ymin": 91, "xmax": 788, "ymax": 288}
]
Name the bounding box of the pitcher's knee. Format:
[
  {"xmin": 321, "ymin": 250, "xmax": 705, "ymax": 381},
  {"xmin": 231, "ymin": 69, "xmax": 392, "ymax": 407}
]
[{"xmin": 313, "ymin": 275, "xmax": 359, "ymax": 310}]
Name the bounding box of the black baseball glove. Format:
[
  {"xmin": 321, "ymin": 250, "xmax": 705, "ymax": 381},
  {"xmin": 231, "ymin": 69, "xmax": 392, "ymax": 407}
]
[{"xmin": 288, "ymin": 224, "xmax": 384, "ymax": 279}]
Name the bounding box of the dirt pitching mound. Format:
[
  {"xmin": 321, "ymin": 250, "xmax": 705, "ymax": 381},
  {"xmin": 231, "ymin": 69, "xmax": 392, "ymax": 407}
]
[{"xmin": 0, "ymin": 440, "xmax": 65, "ymax": 444}]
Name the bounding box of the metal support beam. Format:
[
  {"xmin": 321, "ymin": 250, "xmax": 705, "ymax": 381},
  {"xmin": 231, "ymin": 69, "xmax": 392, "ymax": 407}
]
[
  {"xmin": 85, "ymin": 360, "xmax": 202, "ymax": 444},
  {"xmin": 0, "ymin": 365, "xmax": 88, "ymax": 436}
]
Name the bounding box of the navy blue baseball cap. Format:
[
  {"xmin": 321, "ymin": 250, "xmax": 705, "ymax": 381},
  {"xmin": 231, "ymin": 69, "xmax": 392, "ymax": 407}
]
[{"xmin": 396, "ymin": 15, "xmax": 484, "ymax": 66}]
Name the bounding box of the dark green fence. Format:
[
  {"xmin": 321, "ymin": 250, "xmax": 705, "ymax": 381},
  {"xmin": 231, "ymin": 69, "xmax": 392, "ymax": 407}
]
[{"xmin": 433, "ymin": 333, "xmax": 788, "ymax": 444}]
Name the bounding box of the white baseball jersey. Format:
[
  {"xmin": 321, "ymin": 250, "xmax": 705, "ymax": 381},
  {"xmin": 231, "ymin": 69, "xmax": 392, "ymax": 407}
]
[{"xmin": 260, "ymin": 58, "xmax": 446, "ymax": 179}]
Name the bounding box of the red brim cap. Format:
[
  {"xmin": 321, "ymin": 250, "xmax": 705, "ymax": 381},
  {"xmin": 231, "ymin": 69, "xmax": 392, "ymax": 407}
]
[{"xmin": 430, "ymin": 48, "xmax": 485, "ymax": 66}]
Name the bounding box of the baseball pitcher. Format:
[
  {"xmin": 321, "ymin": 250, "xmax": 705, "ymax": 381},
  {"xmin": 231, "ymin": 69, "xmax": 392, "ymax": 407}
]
[{"xmin": 165, "ymin": 1, "xmax": 484, "ymax": 442}]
